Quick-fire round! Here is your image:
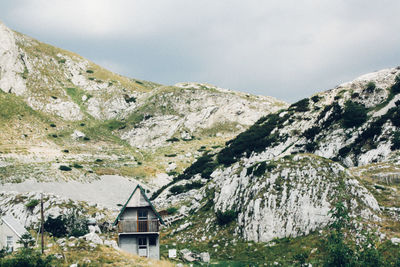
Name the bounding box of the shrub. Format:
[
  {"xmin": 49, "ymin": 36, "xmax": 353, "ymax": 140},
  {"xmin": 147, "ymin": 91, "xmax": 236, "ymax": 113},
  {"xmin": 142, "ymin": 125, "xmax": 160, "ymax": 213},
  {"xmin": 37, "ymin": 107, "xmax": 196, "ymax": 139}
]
[
  {"xmin": 305, "ymin": 142, "xmax": 318, "ymax": 152},
  {"xmin": 50, "ymin": 123, "xmax": 56, "ymax": 127},
  {"xmin": 390, "ymin": 74, "xmax": 400, "ymax": 95},
  {"xmin": 311, "ymin": 95, "xmax": 321, "ymax": 103},
  {"xmin": 86, "ymin": 69, "xmax": 94, "ymax": 73},
  {"xmin": 218, "ymin": 113, "xmax": 287, "ymax": 166},
  {"xmin": 17, "ymin": 233, "xmax": 35, "ymax": 248},
  {"xmin": 169, "ymin": 185, "xmax": 184, "ymax": 195},
  {"xmin": 44, "ymin": 211, "xmax": 88, "ymax": 238},
  {"xmin": 166, "ymin": 207, "xmax": 178, "ymax": 215},
  {"xmin": 58, "ymin": 59, "xmax": 66, "ymax": 64},
  {"xmin": 0, "ymin": 249, "xmax": 54, "ymax": 266},
  {"xmin": 83, "ymin": 136, "xmax": 90, "ymax": 141},
  {"xmin": 253, "ymin": 162, "xmax": 267, "ymax": 177},
  {"xmin": 44, "ymin": 215, "xmax": 67, "ymax": 237},
  {"xmin": 391, "ymin": 131, "xmax": 400, "ymax": 150},
  {"xmin": 72, "ymin": 163, "xmax": 83, "ymax": 169},
  {"xmin": 185, "ymin": 181, "xmax": 204, "ymax": 190},
  {"xmin": 289, "ymin": 98, "xmax": 310, "ymax": 112},
  {"xmin": 303, "ymin": 126, "xmax": 320, "ymax": 140},
  {"xmin": 123, "ymin": 94, "xmax": 136, "ymax": 103},
  {"xmin": 166, "ymin": 137, "xmax": 180, "ymax": 142},
  {"xmin": 59, "ymin": 165, "xmax": 72, "ymax": 171},
  {"xmin": 25, "ymin": 199, "xmax": 39, "ymax": 210},
  {"xmin": 365, "ymin": 81, "xmax": 376, "ymax": 93},
  {"xmin": 216, "ymin": 210, "xmax": 237, "ymax": 225},
  {"xmin": 342, "ymin": 101, "xmax": 367, "ymax": 128}
]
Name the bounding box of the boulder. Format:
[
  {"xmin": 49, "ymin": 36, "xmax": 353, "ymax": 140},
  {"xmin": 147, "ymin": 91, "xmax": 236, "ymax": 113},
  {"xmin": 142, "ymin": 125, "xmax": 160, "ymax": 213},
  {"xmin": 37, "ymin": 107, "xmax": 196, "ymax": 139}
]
[{"xmin": 83, "ymin": 232, "xmax": 103, "ymax": 245}]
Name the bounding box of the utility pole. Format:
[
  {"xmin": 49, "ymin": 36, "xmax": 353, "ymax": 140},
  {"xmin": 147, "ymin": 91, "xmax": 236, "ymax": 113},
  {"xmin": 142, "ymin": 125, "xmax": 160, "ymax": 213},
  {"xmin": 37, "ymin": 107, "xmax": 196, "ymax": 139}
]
[{"xmin": 41, "ymin": 193, "xmax": 44, "ymax": 254}]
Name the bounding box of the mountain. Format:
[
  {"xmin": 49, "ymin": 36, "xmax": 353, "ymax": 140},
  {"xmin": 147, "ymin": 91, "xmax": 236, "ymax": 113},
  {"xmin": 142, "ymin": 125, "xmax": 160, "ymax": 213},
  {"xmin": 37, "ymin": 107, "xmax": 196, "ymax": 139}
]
[
  {"xmin": 0, "ymin": 21, "xmax": 287, "ymax": 190},
  {"xmin": 154, "ymin": 67, "xmax": 400, "ymax": 263}
]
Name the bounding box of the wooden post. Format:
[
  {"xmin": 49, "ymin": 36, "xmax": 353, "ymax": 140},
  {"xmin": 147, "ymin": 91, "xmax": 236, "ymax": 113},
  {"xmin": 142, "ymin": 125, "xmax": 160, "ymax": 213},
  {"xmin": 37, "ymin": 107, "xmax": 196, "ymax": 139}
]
[{"xmin": 41, "ymin": 193, "xmax": 44, "ymax": 254}]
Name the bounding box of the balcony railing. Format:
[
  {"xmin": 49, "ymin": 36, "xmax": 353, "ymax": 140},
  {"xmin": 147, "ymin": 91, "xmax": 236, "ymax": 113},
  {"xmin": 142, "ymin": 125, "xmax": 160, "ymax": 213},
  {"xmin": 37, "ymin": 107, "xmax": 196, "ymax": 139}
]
[{"xmin": 118, "ymin": 220, "xmax": 159, "ymax": 233}]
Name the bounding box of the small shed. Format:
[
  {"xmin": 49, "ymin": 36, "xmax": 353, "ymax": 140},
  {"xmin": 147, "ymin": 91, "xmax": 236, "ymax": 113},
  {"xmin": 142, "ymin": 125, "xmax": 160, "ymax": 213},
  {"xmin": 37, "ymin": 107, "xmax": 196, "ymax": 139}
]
[
  {"xmin": 0, "ymin": 215, "xmax": 29, "ymax": 252},
  {"xmin": 113, "ymin": 185, "xmax": 165, "ymax": 259}
]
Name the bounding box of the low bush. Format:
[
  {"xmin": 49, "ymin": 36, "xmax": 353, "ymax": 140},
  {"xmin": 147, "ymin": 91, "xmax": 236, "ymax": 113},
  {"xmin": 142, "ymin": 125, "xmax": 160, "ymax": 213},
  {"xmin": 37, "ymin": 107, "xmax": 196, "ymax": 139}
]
[
  {"xmin": 365, "ymin": 81, "xmax": 376, "ymax": 93},
  {"xmin": 44, "ymin": 215, "xmax": 67, "ymax": 237},
  {"xmin": 253, "ymin": 162, "xmax": 267, "ymax": 177},
  {"xmin": 166, "ymin": 137, "xmax": 180, "ymax": 142},
  {"xmin": 303, "ymin": 126, "xmax": 320, "ymax": 140},
  {"xmin": 25, "ymin": 199, "xmax": 39, "ymax": 210},
  {"xmin": 166, "ymin": 207, "xmax": 178, "ymax": 215},
  {"xmin": 59, "ymin": 165, "xmax": 72, "ymax": 171},
  {"xmin": 44, "ymin": 211, "xmax": 89, "ymax": 238},
  {"xmin": 289, "ymin": 98, "xmax": 310, "ymax": 112},
  {"xmin": 342, "ymin": 101, "xmax": 367, "ymax": 128},
  {"xmin": 391, "ymin": 131, "xmax": 400, "ymax": 150},
  {"xmin": 216, "ymin": 209, "xmax": 237, "ymax": 225},
  {"xmin": 86, "ymin": 69, "xmax": 94, "ymax": 73},
  {"xmin": 311, "ymin": 95, "xmax": 321, "ymax": 103},
  {"xmin": 169, "ymin": 185, "xmax": 185, "ymax": 195},
  {"xmin": 72, "ymin": 163, "xmax": 83, "ymax": 169}
]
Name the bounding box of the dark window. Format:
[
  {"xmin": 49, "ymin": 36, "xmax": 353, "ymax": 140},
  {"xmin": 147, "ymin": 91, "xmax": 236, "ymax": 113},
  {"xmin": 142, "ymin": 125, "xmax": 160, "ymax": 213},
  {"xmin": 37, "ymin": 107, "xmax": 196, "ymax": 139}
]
[
  {"xmin": 138, "ymin": 237, "xmax": 147, "ymax": 247},
  {"xmin": 149, "ymin": 236, "xmax": 157, "ymax": 246},
  {"xmin": 138, "ymin": 210, "xmax": 148, "ymax": 220}
]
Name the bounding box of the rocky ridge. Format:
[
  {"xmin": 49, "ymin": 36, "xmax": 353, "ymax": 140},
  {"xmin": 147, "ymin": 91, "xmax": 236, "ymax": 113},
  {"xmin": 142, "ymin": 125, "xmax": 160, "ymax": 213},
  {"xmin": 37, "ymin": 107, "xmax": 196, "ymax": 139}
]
[
  {"xmin": 155, "ymin": 67, "xmax": 400, "ymax": 243},
  {"xmin": 0, "ymin": 21, "xmax": 287, "ymax": 187}
]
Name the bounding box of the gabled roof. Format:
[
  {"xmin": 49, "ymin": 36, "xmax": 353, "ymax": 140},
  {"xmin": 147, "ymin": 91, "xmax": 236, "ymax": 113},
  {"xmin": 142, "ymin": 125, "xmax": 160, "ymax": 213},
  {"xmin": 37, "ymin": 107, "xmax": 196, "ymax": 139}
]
[
  {"xmin": 113, "ymin": 184, "xmax": 165, "ymax": 226},
  {"xmin": 1, "ymin": 215, "xmax": 28, "ymax": 238}
]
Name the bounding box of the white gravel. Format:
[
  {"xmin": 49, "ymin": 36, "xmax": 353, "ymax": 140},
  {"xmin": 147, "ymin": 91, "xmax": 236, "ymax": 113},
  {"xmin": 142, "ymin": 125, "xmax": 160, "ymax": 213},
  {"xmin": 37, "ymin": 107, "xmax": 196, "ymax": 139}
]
[{"xmin": 0, "ymin": 175, "xmax": 148, "ymax": 208}]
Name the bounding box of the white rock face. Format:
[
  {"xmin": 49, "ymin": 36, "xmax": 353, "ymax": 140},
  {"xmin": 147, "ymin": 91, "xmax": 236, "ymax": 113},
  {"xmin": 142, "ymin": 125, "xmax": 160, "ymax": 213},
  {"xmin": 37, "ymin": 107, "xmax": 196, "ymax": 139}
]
[
  {"xmin": 0, "ymin": 22, "xmax": 27, "ymax": 95},
  {"xmin": 83, "ymin": 232, "xmax": 103, "ymax": 245},
  {"xmin": 121, "ymin": 84, "xmax": 286, "ymax": 148},
  {"xmin": 0, "ymin": 191, "xmax": 112, "ymax": 229},
  {"xmin": 163, "ymin": 155, "xmax": 380, "ymax": 243}
]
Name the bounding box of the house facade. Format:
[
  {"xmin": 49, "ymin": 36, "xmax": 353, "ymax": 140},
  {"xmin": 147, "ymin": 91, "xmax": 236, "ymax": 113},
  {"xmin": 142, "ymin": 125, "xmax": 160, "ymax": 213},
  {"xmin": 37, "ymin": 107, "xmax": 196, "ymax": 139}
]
[
  {"xmin": 113, "ymin": 185, "xmax": 165, "ymax": 260},
  {"xmin": 0, "ymin": 215, "xmax": 29, "ymax": 252}
]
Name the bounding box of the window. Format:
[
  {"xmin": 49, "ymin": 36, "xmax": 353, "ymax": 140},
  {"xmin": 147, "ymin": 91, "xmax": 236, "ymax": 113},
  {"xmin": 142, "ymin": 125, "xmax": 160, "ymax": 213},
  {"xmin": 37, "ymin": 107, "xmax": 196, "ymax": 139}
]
[
  {"xmin": 138, "ymin": 237, "xmax": 147, "ymax": 246},
  {"xmin": 138, "ymin": 237, "xmax": 147, "ymax": 257},
  {"xmin": 138, "ymin": 210, "xmax": 148, "ymax": 220},
  {"xmin": 6, "ymin": 236, "xmax": 13, "ymax": 252},
  {"xmin": 149, "ymin": 236, "xmax": 157, "ymax": 246}
]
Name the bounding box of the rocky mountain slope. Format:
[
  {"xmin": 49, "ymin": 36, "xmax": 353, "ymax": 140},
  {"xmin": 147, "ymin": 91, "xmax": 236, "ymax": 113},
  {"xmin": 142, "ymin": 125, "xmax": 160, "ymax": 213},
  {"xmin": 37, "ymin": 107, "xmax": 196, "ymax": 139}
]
[
  {"xmin": 155, "ymin": 67, "xmax": 400, "ymax": 251},
  {"xmin": 0, "ymin": 21, "xmax": 287, "ymax": 189}
]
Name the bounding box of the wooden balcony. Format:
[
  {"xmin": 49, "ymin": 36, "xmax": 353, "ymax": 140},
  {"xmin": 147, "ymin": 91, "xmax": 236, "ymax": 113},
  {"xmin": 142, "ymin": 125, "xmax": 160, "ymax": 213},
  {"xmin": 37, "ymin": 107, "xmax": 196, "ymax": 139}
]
[{"xmin": 118, "ymin": 220, "xmax": 159, "ymax": 233}]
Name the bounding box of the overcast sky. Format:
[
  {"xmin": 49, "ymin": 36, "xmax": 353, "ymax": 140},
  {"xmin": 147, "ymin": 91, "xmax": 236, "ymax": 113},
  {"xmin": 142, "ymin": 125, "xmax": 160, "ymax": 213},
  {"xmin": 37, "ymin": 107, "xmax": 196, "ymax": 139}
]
[{"xmin": 1, "ymin": 0, "xmax": 400, "ymax": 102}]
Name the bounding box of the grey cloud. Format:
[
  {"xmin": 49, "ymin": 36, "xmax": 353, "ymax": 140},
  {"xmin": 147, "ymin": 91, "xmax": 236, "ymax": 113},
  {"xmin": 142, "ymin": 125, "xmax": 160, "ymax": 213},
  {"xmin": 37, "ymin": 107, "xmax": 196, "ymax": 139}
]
[{"xmin": 1, "ymin": 0, "xmax": 400, "ymax": 102}]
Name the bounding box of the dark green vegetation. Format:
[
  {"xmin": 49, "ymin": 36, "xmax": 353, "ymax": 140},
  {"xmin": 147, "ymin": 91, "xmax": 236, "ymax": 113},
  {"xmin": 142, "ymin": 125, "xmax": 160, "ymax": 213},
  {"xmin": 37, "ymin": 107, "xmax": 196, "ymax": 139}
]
[
  {"xmin": 25, "ymin": 199, "xmax": 39, "ymax": 210},
  {"xmin": 323, "ymin": 180, "xmax": 390, "ymax": 267},
  {"xmin": 44, "ymin": 211, "xmax": 89, "ymax": 238},
  {"xmin": 0, "ymin": 233, "xmax": 54, "ymax": 266},
  {"xmin": 59, "ymin": 165, "xmax": 72, "ymax": 171},
  {"xmin": 289, "ymin": 98, "xmax": 310, "ymax": 112},
  {"xmin": 342, "ymin": 101, "xmax": 368, "ymax": 128},
  {"xmin": 338, "ymin": 100, "xmax": 400, "ymax": 162},
  {"xmin": 169, "ymin": 181, "xmax": 204, "ymax": 195},
  {"xmin": 216, "ymin": 210, "xmax": 237, "ymax": 225},
  {"xmin": 218, "ymin": 113, "xmax": 289, "ymax": 166}
]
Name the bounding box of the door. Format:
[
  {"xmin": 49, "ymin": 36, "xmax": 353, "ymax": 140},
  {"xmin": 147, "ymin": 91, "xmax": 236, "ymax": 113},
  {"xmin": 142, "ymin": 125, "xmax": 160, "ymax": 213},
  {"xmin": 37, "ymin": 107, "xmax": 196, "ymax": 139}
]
[
  {"xmin": 138, "ymin": 237, "xmax": 147, "ymax": 257},
  {"xmin": 137, "ymin": 209, "xmax": 148, "ymax": 232}
]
